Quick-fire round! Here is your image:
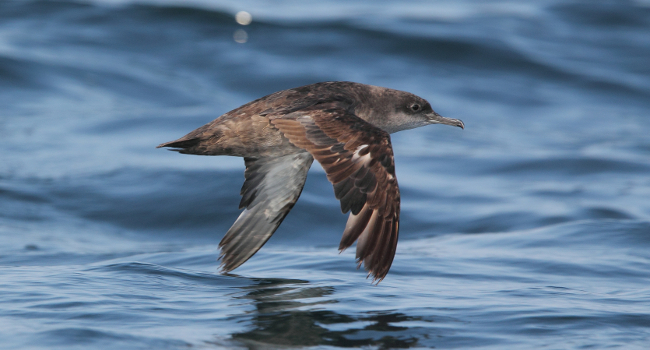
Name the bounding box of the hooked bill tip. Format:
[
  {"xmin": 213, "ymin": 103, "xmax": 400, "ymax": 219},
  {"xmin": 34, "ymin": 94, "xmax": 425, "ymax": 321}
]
[{"xmin": 429, "ymin": 113, "xmax": 465, "ymax": 129}]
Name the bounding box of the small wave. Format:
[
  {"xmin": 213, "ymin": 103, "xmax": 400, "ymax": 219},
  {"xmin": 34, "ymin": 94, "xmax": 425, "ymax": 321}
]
[
  {"xmin": 491, "ymin": 156, "xmax": 649, "ymax": 176},
  {"xmin": 90, "ymin": 261, "xmax": 228, "ymax": 283},
  {"xmin": 33, "ymin": 327, "xmax": 190, "ymax": 348}
]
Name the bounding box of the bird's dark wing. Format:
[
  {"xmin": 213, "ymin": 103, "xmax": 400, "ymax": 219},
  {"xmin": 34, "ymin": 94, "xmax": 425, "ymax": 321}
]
[
  {"xmin": 271, "ymin": 107, "xmax": 400, "ymax": 282},
  {"xmin": 219, "ymin": 152, "xmax": 314, "ymax": 272}
]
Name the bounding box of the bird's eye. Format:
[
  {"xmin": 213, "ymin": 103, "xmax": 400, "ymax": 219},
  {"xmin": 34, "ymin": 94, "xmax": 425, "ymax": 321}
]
[{"xmin": 410, "ymin": 104, "xmax": 421, "ymax": 111}]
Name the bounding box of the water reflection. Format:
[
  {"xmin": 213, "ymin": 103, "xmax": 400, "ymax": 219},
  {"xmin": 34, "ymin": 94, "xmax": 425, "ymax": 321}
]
[
  {"xmin": 229, "ymin": 278, "xmax": 423, "ymax": 348},
  {"xmin": 233, "ymin": 29, "xmax": 248, "ymax": 43}
]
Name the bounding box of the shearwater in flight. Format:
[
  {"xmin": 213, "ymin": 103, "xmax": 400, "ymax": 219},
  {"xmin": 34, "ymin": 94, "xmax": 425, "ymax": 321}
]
[{"xmin": 158, "ymin": 81, "xmax": 464, "ymax": 282}]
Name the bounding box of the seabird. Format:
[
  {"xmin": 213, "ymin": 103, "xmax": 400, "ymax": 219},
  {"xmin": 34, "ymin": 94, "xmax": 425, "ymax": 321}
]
[{"xmin": 158, "ymin": 81, "xmax": 464, "ymax": 282}]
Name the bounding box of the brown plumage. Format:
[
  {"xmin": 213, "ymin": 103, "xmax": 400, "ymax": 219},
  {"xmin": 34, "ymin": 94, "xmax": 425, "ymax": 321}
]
[{"xmin": 158, "ymin": 81, "xmax": 464, "ymax": 283}]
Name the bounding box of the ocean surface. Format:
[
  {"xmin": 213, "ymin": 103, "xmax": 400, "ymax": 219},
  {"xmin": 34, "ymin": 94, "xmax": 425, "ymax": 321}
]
[{"xmin": 1, "ymin": 0, "xmax": 650, "ymax": 349}]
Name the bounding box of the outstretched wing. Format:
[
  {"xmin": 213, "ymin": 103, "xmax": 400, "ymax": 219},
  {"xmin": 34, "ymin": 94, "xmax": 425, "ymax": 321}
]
[
  {"xmin": 271, "ymin": 107, "xmax": 400, "ymax": 282},
  {"xmin": 219, "ymin": 152, "xmax": 314, "ymax": 272}
]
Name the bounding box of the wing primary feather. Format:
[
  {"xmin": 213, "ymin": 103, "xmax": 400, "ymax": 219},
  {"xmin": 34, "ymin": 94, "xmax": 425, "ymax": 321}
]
[{"xmin": 339, "ymin": 205, "xmax": 373, "ymax": 251}]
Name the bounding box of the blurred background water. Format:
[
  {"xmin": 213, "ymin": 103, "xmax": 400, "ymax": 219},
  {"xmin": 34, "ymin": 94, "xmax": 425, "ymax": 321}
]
[{"xmin": 1, "ymin": 0, "xmax": 650, "ymax": 349}]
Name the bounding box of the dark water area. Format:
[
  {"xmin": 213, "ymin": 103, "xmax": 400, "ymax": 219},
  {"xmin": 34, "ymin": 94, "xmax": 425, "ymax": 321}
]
[{"xmin": 1, "ymin": 0, "xmax": 650, "ymax": 348}]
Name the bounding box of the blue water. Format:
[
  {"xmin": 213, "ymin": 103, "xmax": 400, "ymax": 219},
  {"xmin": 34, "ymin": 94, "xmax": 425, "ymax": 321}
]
[{"xmin": 1, "ymin": 0, "xmax": 650, "ymax": 348}]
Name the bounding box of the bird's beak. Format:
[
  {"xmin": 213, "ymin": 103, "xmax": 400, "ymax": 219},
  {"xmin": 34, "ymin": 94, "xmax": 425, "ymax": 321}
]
[{"xmin": 428, "ymin": 112, "xmax": 464, "ymax": 129}]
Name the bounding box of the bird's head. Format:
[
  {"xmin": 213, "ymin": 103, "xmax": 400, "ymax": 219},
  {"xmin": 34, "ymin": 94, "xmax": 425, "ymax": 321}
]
[{"xmin": 359, "ymin": 86, "xmax": 464, "ymax": 134}]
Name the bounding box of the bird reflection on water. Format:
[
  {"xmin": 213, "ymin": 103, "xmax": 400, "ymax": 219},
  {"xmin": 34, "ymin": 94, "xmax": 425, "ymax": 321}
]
[{"xmin": 223, "ymin": 277, "xmax": 425, "ymax": 348}]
